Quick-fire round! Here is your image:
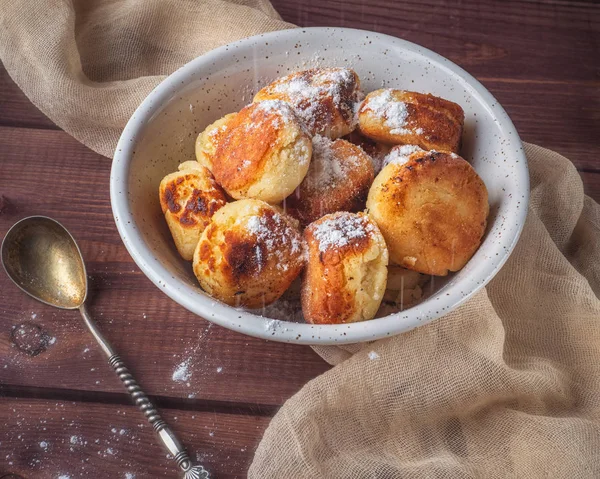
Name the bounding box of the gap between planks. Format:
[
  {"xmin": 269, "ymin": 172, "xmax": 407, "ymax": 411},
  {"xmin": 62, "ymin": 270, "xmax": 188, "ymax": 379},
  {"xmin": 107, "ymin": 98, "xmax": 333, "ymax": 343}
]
[{"xmin": 0, "ymin": 383, "xmax": 279, "ymax": 418}]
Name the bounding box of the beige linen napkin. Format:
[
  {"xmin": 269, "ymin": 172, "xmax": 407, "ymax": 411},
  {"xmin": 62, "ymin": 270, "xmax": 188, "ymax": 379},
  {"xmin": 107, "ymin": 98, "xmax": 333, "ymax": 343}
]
[
  {"xmin": 250, "ymin": 144, "xmax": 600, "ymax": 477},
  {"xmin": 0, "ymin": 0, "xmax": 292, "ymax": 158},
  {"xmin": 2, "ymin": 2, "xmax": 599, "ymax": 477}
]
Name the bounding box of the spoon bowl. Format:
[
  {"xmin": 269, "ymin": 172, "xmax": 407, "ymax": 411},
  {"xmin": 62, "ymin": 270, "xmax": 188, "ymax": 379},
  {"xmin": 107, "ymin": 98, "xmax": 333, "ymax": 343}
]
[
  {"xmin": 1, "ymin": 216, "xmax": 87, "ymax": 309},
  {"xmin": 1, "ymin": 216, "xmax": 209, "ymax": 478}
]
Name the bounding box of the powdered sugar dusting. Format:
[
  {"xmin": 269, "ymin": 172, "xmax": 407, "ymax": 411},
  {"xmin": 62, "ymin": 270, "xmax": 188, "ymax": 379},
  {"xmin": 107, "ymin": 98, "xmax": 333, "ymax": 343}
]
[
  {"xmin": 269, "ymin": 68, "xmax": 358, "ymax": 133},
  {"xmin": 351, "ymin": 90, "xmax": 365, "ymax": 129},
  {"xmin": 172, "ymin": 359, "xmax": 192, "ymax": 383},
  {"xmin": 363, "ymin": 90, "xmax": 422, "ymax": 136},
  {"xmin": 253, "ymin": 99, "xmax": 296, "ymax": 126},
  {"xmin": 264, "ymin": 319, "xmax": 280, "ymax": 332},
  {"xmin": 291, "ymin": 136, "xmax": 312, "ymax": 166},
  {"xmin": 312, "ymin": 213, "xmax": 375, "ymax": 252},
  {"xmin": 303, "ymin": 135, "xmax": 359, "ymax": 191},
  {"xmin": 245, "ymin": 211, "xmax": 304, "ymax": 261},
  {"xmin": 368, "ymin": 351, "xmax": 380, "ymax": 360},
  {"xmin": 207, "ymin": 122, "xmax": 228, "ymax": 141},
  {"xmin": 240, "ymin": 99, "xmax": 305, "ymax": 143},
  {"xmin": 383, "ymin": 145, "xmax": 425, "ymax": 167}
]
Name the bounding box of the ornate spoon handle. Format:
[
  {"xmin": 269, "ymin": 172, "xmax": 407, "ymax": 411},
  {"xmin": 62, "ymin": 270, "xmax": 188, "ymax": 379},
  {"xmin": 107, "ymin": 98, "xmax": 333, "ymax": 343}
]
[{"xmin": 80, "ymin": 304, "xmax": 209, "ymax": 479}]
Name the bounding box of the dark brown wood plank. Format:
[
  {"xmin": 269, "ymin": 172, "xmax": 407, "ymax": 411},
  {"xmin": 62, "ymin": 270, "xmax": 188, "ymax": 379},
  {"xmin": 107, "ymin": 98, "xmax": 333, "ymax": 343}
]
[
  {"xmin": 0, "ymin": 396, "xmax": 269, "ymax": 478},
  {"xmin": 0, "ymin": 126, "xmax": 330, "ymax": 407},
  {"xmin": 271, "ymin": 0, "xmax": 600, "ymax": 170},
  {"xmin": 0, "ymin": 1, "xmax": 599, "ymax": 477},
  {"xmin": 1, "ymin": 136, "xmax": 595, "ymax": 410},
  {"xmin": 0, "ymin": 71, "xmax": 597, "ymax": 176},
  {"xmin": 479, "ymin": 78, "xmax": 599, "ymax": 170},
  {"xmin": 1, "ymin": 1, "xmax": 598, "ymax": 169},
  {"xmin": 272, "ymin": 0, "xmax": 599, "ymax": 83}
]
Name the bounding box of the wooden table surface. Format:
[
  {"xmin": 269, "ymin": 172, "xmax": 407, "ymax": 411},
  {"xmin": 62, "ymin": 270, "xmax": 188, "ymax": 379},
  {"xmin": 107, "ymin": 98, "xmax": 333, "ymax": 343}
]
[{"xmin": 1, "ymin": 1, "xmax": 598, "ymax": 477}]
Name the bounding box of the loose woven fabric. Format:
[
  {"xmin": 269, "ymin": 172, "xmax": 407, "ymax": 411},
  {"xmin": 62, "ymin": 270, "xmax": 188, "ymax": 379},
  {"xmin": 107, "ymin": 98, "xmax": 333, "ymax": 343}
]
[
  {"xmin": 0, "ymin": 0, "xmax": 292, "ymax": 158},
  {"xmin": 2, "ymin": 3, "xmax": 599, "ymax": 477},
  {"xmin": 250, "ymin": 144, "xmax": 600, "ymax": 478}
]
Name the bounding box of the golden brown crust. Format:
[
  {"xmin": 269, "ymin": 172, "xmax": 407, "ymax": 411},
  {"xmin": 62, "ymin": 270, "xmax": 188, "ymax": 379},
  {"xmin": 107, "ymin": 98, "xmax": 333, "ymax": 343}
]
[
  {"xmin": 159, "ymin": 162, "xmax": 227, "ymax": 260},
  {"xmin": 366, "ymin": 151, "xmax": 489, "ymax": 276},
  {"xmin": 285, "ymin": 137, "xmax": 375, "ymax": 226},
  {"xmin": 212, "ymin": 105, "xmax": 279, "ymax": 190},
  {"xmin": 160, "ymin": 174, "xmax": 224, "ymax": 225},
  {"xmin": 195, "ymin": 113, "xmax": 237, "ymax": 171},
  {"xmin": 254, "ymin": 68, "xmax": 361, "ymax": 139},
  {"xmin": 343, "ymin": 129, "xmax": 392, "ymax": 173},
  {"xmin": 358, "ymin": 89, "xmax": 464, "ymax": 153},
  {"xmin": 211, "ymin": 101, "xmax": 312, "ymax": 203},
  {"xmin": 301, "ymin": 212, "xmax": 388, "ymax": 324},
  {"xmin": 193, "ymin": 199, "xmax": 306, "ymax": 308}
]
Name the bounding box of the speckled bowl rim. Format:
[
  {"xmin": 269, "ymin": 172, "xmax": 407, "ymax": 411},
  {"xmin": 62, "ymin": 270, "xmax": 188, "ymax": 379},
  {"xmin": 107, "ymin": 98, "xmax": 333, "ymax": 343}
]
[{"xmin": 110, "ymin": 27, "xmax": 529, "ymax": 345}]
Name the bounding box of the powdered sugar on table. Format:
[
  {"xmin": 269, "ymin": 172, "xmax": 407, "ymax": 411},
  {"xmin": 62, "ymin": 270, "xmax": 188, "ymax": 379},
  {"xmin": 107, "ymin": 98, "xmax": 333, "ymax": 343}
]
[{"xmin": 172, "ymin": 359, "xmax": 192, "ymax": 383}]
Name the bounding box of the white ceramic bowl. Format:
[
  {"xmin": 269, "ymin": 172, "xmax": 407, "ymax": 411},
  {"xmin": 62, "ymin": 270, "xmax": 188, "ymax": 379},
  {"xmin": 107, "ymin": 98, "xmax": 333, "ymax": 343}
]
[{"xmin": 110, "ymin": 27, "xmax": 528, "ymax": 345}]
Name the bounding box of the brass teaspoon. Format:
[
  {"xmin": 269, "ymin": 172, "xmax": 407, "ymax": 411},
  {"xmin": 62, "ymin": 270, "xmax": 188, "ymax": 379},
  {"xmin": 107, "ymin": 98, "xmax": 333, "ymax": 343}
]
[{"xmin": 1, "ymin": 216, "xmax": 209, "ymax": 479}]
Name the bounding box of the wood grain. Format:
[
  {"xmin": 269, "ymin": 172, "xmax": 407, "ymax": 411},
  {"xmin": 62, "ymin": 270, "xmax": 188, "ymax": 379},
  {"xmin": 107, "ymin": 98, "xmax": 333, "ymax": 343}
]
[
  {"xmin": 271, "ymin": 0, "xmax": 600, "ymax": 170},
  {"xmin": 0, "ymin": 397, "xmax": 269, "ymax": 478},
  {"xmin": 272, "ymin": 0, "xmax": 599, "ymax": 82},
  {"xmin": 478, "ymin": 79, "xmax": 599, "ymax": 171},
  {"xmin": 1, "ymin": 0, "xmax": 599, "ymax": 477},
  {"xmin": 0, "ymin": 127, "xmax": 330, "ymax": 406}
]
